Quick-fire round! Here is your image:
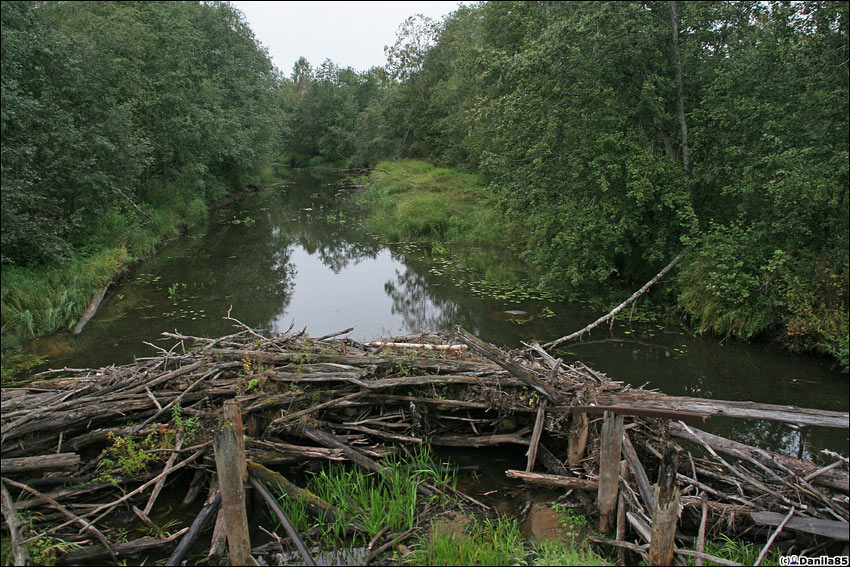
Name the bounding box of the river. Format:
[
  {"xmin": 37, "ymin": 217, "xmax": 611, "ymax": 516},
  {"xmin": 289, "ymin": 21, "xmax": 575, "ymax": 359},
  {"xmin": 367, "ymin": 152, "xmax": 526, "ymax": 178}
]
[{"xmin": 20, "ymin": 169, "xmax": 849, "ymax": 460}]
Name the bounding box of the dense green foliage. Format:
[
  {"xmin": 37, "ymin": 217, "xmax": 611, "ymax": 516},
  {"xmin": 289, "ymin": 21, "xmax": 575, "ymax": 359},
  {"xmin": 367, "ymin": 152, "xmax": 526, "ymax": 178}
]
[
  {"xmin": 1, "ymin": 1, "xmax": 279, "ymax": 344},
  {"xmin": 282, "ymin": 2, "xmax": 848, "ymax": 364},
  {"xmin": 2, "ymin": 1, "xmax": 847, "ymax": 364}
]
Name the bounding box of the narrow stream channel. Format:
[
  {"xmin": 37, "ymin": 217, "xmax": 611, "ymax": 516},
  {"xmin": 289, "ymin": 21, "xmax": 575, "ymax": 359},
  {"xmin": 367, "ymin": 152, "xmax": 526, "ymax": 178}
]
[{"xmin": 21, "ymin": 169, "xmax": 849, "ymax": 461}]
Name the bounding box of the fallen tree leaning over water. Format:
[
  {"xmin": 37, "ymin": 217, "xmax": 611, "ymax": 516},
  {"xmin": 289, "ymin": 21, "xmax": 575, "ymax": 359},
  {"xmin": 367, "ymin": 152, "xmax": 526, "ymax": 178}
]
[{"xmin": 1, "ymin": 320, "xmax": 848, "ymax": 565}]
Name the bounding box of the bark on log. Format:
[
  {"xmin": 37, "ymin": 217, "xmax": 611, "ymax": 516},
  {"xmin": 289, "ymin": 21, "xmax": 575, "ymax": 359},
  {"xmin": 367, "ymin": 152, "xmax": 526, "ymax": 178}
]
[
  {"xmin": 73, "ymin": 283, "xmax": 109, "ymax": 335},
  {"xmin": 1, "ymin": 453, "xmax": 80, "ymax": 475},
  {"xmin": 505, "ymin": 470, "xmax": 599, "ymax": 491},
  {"xmin": 213, "ymin": 401, "xmax": 250, "ymax": 565},
  {"xmin": 568, "ymin": 411, "xmax": 589, "ymax": 466},
  {"xmin": 750, "ymin": 511, "xmax": 849, "ymax": 541},
  {"xmin": 598, "ymin": 411, "xmax": 625, "ymax": 533},
  {"xmin": 649, "ymin": 445, "xmax": 680, "ymax": 566},
  {"xmin": 593, "ymin": 391, "xmax": 849, "ymax": 429}
]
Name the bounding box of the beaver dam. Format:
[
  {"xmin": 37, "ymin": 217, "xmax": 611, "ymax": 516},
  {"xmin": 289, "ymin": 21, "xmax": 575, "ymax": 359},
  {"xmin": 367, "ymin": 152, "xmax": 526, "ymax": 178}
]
[{"xmin": 2, "ymin": 319, "xmax": 848, "ymax": 566}]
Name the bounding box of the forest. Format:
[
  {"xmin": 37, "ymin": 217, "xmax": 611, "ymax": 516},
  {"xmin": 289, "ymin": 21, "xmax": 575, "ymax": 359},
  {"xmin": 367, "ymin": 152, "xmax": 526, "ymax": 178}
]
[{"xmin": 1, "ymin": 1, "xmax": 848, "ymax": 366}]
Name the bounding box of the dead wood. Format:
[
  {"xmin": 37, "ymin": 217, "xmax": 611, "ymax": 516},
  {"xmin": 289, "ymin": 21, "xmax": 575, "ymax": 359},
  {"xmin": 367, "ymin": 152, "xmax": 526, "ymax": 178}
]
[
  {"xmin": 249, "ymin": 475, "xmax": 316, "ymax": 566},
  {"xmin": 3, "ymin": 323, "xmax": 848, "ymax": 565},
  {"xmin": 455, "ymin": 327, "xmax": 560, "ymax": 402},
  {"xmin": 505, "ymin": 470, "xmax": 599, "ymax": 491},
  {"xmin": 57, "ymin": 528, "xmax": 188, "ymax": 564},
  {"xmin": 750, "ymin": 511, "xmax": 849, "ymax": 541},
  {"xmin": 1, "ymin": 479, "xmax": 30, "ymax": 566},
  {"xmin": 544, "ymin": 248, "xmax": 688, "ymax": 350},
  {"xmin": 165, "ymin": 490, "xmax": 221, "ymax": 566},
  {"xmin": 1, "ymin": 453, "xmax": 80, "ymax": 475}
]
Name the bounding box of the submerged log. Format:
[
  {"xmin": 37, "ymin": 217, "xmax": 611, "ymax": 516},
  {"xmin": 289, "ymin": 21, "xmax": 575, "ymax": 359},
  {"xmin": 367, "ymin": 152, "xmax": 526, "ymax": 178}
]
[{"xmin": 73, "ymin": 283, "xmax": 110, "ymax": 335}]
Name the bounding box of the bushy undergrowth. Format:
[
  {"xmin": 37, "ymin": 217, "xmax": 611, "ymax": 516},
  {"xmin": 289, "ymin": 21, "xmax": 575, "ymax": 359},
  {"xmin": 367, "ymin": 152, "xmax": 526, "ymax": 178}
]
[{"xmin": 678, "ymin": 224, "xmax": 849, "ymax": 367}]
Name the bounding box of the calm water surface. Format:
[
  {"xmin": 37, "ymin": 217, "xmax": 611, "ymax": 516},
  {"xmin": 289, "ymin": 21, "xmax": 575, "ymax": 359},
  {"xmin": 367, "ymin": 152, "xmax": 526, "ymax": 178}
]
[{"xmin": 24, "ymin": 170, "xmax": 849, "ymax": 460}]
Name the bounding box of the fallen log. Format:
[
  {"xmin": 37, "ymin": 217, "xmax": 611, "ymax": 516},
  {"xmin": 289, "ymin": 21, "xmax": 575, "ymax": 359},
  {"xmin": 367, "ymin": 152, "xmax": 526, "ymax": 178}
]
[
  {"xmin": 58, "ymin": 528, "xmax": 188, "ymax": 564},
  {"xmin": 1, "ymin": 453, "xmax": 81, "ymax": 475},
  {"xmin": 165, "ymin": 491, "xmax": 221, "ymax": 566},
  {"xmin": 1, "ymin": 479, "xmax": 30, "ymax": 566},
  {"xmin": 593, "ymin": 391, "xmax": 849, "ymax": 429},
  {"xmin": 505, "ymin": 470, "xmax": 599, "ymax": 492},
  {"xmin": 666, "ymin": 421, "xmax": 849, "ymax": 493},
  {"xmin": 455, "ymin": 327, "xmax": 561, "ymax": 402},
  {"xmin": 544, "ymin": 248, "xmax": 688, "ymax": 350},
  {"xmin": 249, "ymin": 475, "xmax": 316, "ymax": 566},
  {"xmin": 750, "ymin": 511, "xmax": 849, "ymax": 541},
  {"xmin": 72, "ymin": 283, "xmax": 110, "ymax": 335}
]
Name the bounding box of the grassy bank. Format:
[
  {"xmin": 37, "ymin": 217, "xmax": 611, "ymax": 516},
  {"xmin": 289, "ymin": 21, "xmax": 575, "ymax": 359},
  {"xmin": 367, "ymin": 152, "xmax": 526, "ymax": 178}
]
[
  {"xmin": 359, "ymin": 160, "xmax": 514, "ymax": 247},
  {"xmin": 1, "ymin": 169, "xmax": 272, "ymax": 355}
]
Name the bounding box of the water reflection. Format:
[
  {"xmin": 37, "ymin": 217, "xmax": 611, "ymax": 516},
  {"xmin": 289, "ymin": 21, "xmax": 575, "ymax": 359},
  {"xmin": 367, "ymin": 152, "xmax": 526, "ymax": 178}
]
[{"xmin": 25, "ymin": 169, "xmax": 848, "ymax": 459}]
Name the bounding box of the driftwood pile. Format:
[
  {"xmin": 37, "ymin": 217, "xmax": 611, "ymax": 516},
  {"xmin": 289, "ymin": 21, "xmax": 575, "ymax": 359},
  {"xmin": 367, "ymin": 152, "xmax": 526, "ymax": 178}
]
[{"xmin": 1, "ymin": 321, "xmax": 848, "ymax": 565}]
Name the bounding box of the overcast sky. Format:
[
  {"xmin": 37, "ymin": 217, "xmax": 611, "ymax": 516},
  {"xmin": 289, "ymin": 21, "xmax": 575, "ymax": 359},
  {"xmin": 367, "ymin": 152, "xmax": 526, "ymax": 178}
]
[{"xmin": 231, "ymin": 1, "xmax": 463, "ymax": 75}]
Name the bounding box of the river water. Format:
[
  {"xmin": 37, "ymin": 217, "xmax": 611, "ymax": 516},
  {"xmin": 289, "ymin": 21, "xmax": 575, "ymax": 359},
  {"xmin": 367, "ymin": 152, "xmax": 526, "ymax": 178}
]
[{"xmin": 22, "ymin": 170, "xmax": 849, "ymax": 460}]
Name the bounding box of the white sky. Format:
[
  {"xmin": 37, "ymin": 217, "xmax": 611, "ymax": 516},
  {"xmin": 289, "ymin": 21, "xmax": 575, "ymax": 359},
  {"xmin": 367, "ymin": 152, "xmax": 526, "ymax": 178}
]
[{"xmin": 231, "ymin": 1, "xmax": 463, "ymax": 75}]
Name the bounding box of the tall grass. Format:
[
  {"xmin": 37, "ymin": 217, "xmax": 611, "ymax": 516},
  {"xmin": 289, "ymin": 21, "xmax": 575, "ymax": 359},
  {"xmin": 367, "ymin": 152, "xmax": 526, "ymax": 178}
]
[
  {"xmin": 1, "ymin": 247, "xmax": 130, "ymax": 348},
  {"xmin": 269, "ymin": 445, "xmax": 457, "ymax": 548},
  {"xmin": 360, "ymin": 160, "xmax": 515, "ymax": 247}
]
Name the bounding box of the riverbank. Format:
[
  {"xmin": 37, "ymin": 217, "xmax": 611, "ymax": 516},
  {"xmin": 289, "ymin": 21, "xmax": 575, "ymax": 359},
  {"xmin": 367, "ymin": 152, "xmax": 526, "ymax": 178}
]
[
  {"xmin": 0, "ymin": 177, "xmax": 271, "ymax": 358},
  {"xmin": 355, "ymin": 160, "xmax": 849, "ymax": 370}
]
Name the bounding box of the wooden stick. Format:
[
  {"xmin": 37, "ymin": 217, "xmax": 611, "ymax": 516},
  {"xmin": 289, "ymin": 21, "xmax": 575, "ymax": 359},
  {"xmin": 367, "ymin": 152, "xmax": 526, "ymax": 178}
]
[
  {"xmin": 165, "ymin": 491, "xmax": 221, "ymax": 566},
  {"xmin": 623, "ymin": 431, "xmax": 654, "ymax": 511},
  {"xmin": 616, "ymin": 460, "xmax": 628, "ymax": 566},
  {"xmin": 694, "ymin": 498, "xmax": 708, "ymax": 567},
  {"xmin": 249, "ymin": 475, "xmax": 316, "ymax": 566},
  {"xmin": 59, "ymin": 528, "xmax": 189, "ymax": 563},
  {"xmin": 545, "ymin": 248, "xmax": 688, "ymax": 350},
  {"xmin": 754, "ymin": 507, "xmax": 794, "ymax": 566},
  {"xmin": 525, "ymin": 401, "xmax": 547, "ymax": 472},
  {"xmin": 363, "ymin": 342, "xmax": 468, "ymax": 351},
  {"xmin": 363, "ymin": 527, "xmax": 418, "ymax": 565},
  {"xmin": 568, "ymin": 411, "xmax": 589, "ymax": 466},
  {"xmin": 0, "ymin": 479, "xmax": 30, "ymax": 566},
  {"xmin": 505, "ymin": 470, "xmax": 599, "ymax": 491},
  {"xmin": 454, "ymin": 327, "xmax": 560, "ymax": 402},
  {"xmin": 144, "ymin": 431, "xmax": 184, "ymax": 515}
]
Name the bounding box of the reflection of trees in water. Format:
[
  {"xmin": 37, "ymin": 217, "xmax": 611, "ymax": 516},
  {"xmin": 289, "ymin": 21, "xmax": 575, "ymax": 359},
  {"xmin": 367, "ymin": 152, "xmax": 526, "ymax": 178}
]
[
  {"xmin": 382, "ymin": 260, "xmax": 498, "ymax": 335},
  {"xmin": 700, "ymin": 418, "xmax": 848, "ymax": 462}
]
